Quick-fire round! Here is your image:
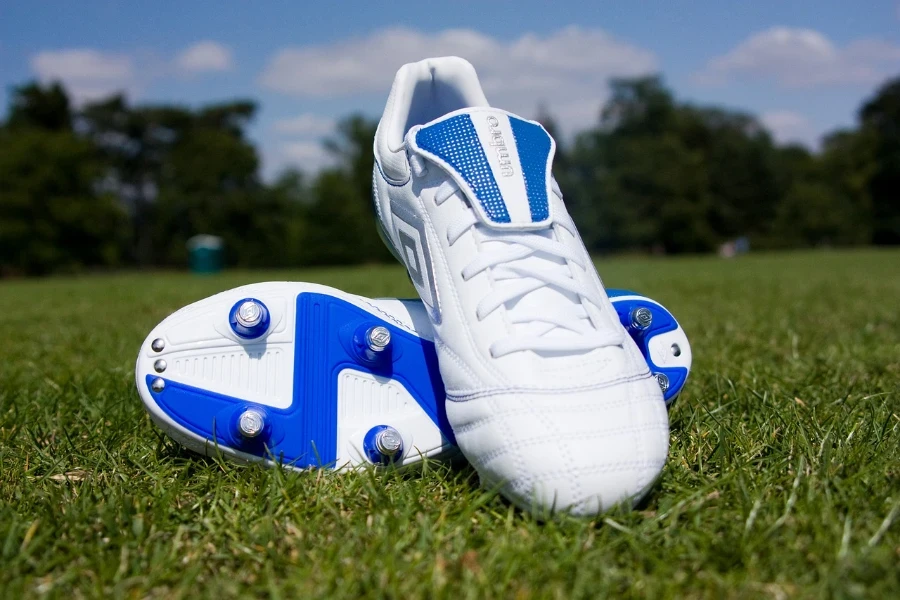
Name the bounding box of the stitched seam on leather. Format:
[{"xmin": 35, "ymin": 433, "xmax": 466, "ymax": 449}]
[
  {"xmin": 471, "ymin": 423, "xmax": 669, "ymax": 469},
  {"xmin": 358, "ymin": 299, "xmax": 418, "ymax": 335},
  {"xmin": 445, "ymin": 370, "xmax": 656, "ymax": 401},
  {"xmin": 522, "ymin": 391, "xmax": 580, "ymax": 502},
  {"xmin": 485, "ymin": 394, "xmax": 526, "ymax": 495},
  {"xmin": 451, "ymin": 395, "xmax": 664, "ymax": 435},
  {"xmin": 631, "ymin": 384, "xmax": 647, "ymax": 495},
  {"xmin": 506, "ymin": 460, "xmax": 664, "ymax": 484},
  {"xmin": 535, "ymin": 461, "xmax": 665, "ymax": 480},
  {"xmin": 434, "ymin": 338, "xmax": 481, "ymax": 389}
]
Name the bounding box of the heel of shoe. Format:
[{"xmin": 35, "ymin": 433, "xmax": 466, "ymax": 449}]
[{"xmin": 607, "ymin": 289, "xmax": 692, "ymax": 405}]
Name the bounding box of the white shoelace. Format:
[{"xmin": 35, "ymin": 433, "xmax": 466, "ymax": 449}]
[{"xmin": 416, "ymin": 157, "xmax": 624, "ymax": 358}]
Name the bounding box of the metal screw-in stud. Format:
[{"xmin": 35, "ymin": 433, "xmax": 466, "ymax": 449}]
[
  {"xmin": 237, "ymin": 409, "xmax": 265, "ymax": 439},
  {"xmin": 629, "ymin": 307, "xmax": 653, "ymax": 331},
  {"xmin": 655, "ymin": 373, "xmax": 670, "ymax": 394},
  {"xmin": 671, "ymin": 343, "xmax": 682, "ymax": 357},
  {"xmin": 364, "ymin": 425, "xmax": 404, "ymax": 465},
  {"xmin": 153, "ymin": 359, "xmax": 167, "ymax": 373},
  {"xmin": 151, "ymin": 338, "xmax": 165, "ymax": 352},
  {"xmin": 229, "ymin": 298, "xmax": 270, "ymax": 339},
  {"xmin": 236, "ymin": 301, "xmax": 263, "ymax": 328},
  {"xmin": 150, "ymin": 377, "xmax": 165, "ymax": 393},
  {"xmin": 365, "ymin": 326, "xmax": 391, "ymax": 353},
  {"xmin": 375, "ymin": 427, "xmax": 403, "ymax": 457}
]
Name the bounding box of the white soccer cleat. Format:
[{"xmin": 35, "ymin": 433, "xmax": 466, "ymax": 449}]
[
  {"xmin": 135, "ymin": 282, "xmax": 458, "ymax": 471},
  {"xmin": 372, "ymin": 57, "xmax": 670, "ymax": 515},
  {"xmin": 607, "ymin": 290, "xmax": 692, "ymax": 406}
]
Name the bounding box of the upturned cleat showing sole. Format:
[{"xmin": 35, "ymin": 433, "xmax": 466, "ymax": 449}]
[
  {"xmin": 137, "ymin": 284, "xmax": 690, "ymax": 474},
  {"xmin": 135, "ymin": 282, "xmax": 455, "ymax": 471},
  {"xmin": 608, "ymin": 290, "xmax": 692, "ymax": 405}
]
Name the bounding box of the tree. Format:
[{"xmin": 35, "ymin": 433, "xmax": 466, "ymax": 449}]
[
  {"xmin": 564, "ymin": 77, "xmax": 732, "ymax": 252},
  {"xmin": 79, "ymin": 97, "xmax": 276, "ymax": 266},
  {"xmin": 3, "ymin": 70, "xmax": 897, "ymax": 277},
  {"xmin": 6, "ymin": 82, "xmax": 72, "ymax": 132},
  {"xmin": 859, "ymin": 76, "xmax": 900, "ymax": 244},
  {"xmin": 151, "ymin": 126, "xmax": 268, "ymax": 267},
  {"xmin": 0, "ymin": 127, "xmax": 127, "ymax": 275},
  {"xmin": 678, "ymin": 107, "xmax": 780, "ymax": 244},
  {"xmin": 302, "ymin": 115, "xmax": 393, "ymax": 265},
  {"xmin": 79, "ymin": 96, "xmax": 187, "ymax": 264},
  {"xmin": 771, "ymin": 181, "xmax": 861, "ymax": 247},
  {"xmin": 555, "ymin": 74, "xmax": 877, "ymax": 253}
]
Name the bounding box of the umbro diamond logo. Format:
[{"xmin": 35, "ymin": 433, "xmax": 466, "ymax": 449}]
[
  {"xmin": 398, "ymin": 230, "xmax": 425, "ymax": 289},
  {"xmin": 390, "ymin": 199, "xmax": 441, "ymax": 323}
]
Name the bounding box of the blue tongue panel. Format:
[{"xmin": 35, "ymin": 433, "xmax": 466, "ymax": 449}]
[
  {"xmin": 411, "ymin": 108, "xmax": 555, "ymax": 229},
  {"xmin": 510, "ymin": 117, "xmax": 551, "ymax": 222}
]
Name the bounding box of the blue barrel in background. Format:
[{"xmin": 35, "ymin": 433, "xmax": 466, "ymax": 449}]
[{"xmin": 187, "ymin": 235, "xmax": 224, "ymax": 274}]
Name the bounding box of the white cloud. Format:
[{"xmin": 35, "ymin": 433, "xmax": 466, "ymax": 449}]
[
  {"xmin": 30, "ymin": 49, "xmax": 136, "ymax": 102},
  {"xmin": 695, "ymin": 27, "xmax": 900, "ymax": 88},
  {"xmin": 272, "ymin": 113, "xmax": 336, "ymax": 136},
  {"xmin": 175, "ymin": 41, "xmax": 233, "ymax": 73},
  {"xmin": 760, "ymin": 110, "xmax": 818, "ymax": 147},
  {"xmin": 29, "ymin": 42, "xmax": 235, "ymax": 103},
  {"xmin": 258, "ymin": 26, "xmax": 657, "ymax": 132},
  {"xmin": 279, "ymin": 140, "xmax": 338, "ymax": 173},
  {"xmin": 269, "ymin": 114, "xmax": 339, "ymax": 178}
]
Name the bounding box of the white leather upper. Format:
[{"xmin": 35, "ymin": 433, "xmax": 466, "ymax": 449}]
[
  {"xmin": 375, "ymin": 123, "xmax": 650, "ymax": 395},
  {"xmin": 372, "ymin": 57, "xmax": 670, "ymax": 515}
]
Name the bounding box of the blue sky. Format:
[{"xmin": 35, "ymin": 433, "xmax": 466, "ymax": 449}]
[{"xmin": 2, "ymin": 1, "xmax": 899, "ymax": 179}]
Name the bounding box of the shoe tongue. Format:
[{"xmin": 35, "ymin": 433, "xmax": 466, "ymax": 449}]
[{"xmin": 408, "ymin": 107, "xmax": 555, "ymax": 230}]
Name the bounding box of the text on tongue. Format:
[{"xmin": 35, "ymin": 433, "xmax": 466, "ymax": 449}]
[{"xmin": 486, "ymin": 115, "xmax": 514, "ymax": 177}]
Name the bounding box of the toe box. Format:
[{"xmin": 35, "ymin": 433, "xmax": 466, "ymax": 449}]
[{"xmin": 447, "ymin": 375, "xmax": 669, "ymax": 516}]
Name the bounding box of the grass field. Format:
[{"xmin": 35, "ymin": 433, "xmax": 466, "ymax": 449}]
[{"xmin": 1, "ymin": 249, "xmax": 898, "ymax": 598}]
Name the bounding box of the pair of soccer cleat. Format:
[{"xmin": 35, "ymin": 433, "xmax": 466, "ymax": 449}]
[
  {"xmin": 136, "ymin": 57, "xmax": 693, "ymax": 516},
  {"xmin": 137, "ymin": 286, "xmax": 690, "ymax": 503}
]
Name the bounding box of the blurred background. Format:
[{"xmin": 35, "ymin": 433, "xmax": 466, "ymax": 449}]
[{"xmin": 1, "ymin": 1, "xmax": 898, "ymax": 276}]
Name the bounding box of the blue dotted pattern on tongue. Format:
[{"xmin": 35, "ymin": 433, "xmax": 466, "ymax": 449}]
[{"xmin": 415, "ymin": 113, "xmax": 510, "ymax": 224}]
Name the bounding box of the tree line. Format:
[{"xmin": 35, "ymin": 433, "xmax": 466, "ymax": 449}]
[{"xmin": 1, "ymin": 74, "xmax": 898, "ymax": 276}]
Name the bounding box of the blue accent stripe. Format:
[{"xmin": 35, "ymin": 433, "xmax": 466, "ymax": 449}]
[
  {"xmin": 295, "ymin": 293, "xmax": 337, "ymax": 465},
  {"xmin": 415, "ymin": 114, "xmax": 510, "ymax": 223},
  {"xmin": 509, "ymin": 116, "xmax": 551, "ymax": 222},
  {"xmin": 147, "ymin": 375, "xmax": 292, "ymax": 458}
]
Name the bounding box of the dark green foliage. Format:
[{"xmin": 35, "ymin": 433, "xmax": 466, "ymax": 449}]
[
  {"xmin": 771, "ymin": 181, "xmax": 860, "ymax": 247},
  {"xmin": 303, "ymin": 116, "xmax": 394, "ymax": 265},
  {"xmin": 566, "ymin": 77, "xmax": 811, "ymax": 253},
  {"xmin": 6, "ymin": 82, "xmax": 72, "ymax": 132},
  {"xmin": 78, "ymin": 96, "xmax": 264, "ymax": 267},
  {"xmin": 0, "ymin": 128, "xmax": 128, "ymax": 275},
  {"xmin": 0, "ymin": 83, "xmax": 128, "ymax": 275},
  {"xmin": 860, "ymin": 78, "xmax": 900, "ymax": 244},
  {"xmin": 2, "ymin": 75, "xmax": 900, "ymax": 276}
]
